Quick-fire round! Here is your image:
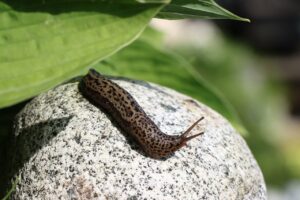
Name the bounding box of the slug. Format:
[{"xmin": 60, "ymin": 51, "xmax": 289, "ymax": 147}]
[{"xmin": 79, "ymin": 69, "xmax": 204, "ymax": 159}]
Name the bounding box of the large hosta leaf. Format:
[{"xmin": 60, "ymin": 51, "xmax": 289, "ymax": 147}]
[
  {"xmin": 0, "ymin": 0, "xmax": 162, "ymax": 108},
  {"xmin": 157, "ymin": 0, "xmax": 249, "ymax": 21},
  {"xmin": 94, "ymin": 36, "xmax": 246, "ymax": 135}
]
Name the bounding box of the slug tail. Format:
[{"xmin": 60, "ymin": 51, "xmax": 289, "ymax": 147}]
[{"xmin": 88, "ymin": 68, "xmax": 103, "ymax": 79}]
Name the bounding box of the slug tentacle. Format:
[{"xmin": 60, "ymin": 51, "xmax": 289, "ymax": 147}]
[
  {"xmin": 80, "ymin": 69, "xmax": 205, "ymax": 159},
  {"xmin": 181, "ymin": 116, "xmax": 204, "ymax": 138},
  {"xmin": 183, "ymin": 131, "xmax": 204, "ymax": 142}
]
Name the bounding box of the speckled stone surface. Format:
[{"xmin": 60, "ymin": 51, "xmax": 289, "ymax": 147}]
[{"xmin": 11, "ymin": 77, "xmax": 266, "ymax": 200}]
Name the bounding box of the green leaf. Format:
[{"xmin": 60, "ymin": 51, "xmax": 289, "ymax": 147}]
[
  {"xmin": 0, "ymin": 0, "xmax": 163, "ymax": 108},
  {"xmin": 1, "ymin": 177, "xmax": 18, "ymax": 200},
  {"xmin": 157, "ymin": 0, "xmax": 250, "ymax": 22},
  {"xmin": 94, "ymin": 34, "xmax": 247, "ymax": 135},
  {"xmin": 125, "ymin": 0, "xmax": 171, "ymax": 3},
  {"xmin": 136, "ymin": 0, "xmax": 170, "ymax": 3}
]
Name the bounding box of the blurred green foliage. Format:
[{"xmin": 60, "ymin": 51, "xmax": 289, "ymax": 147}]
[{"xmin": 174, "ymin": 37, "xmax": 293, "ymax": 186}]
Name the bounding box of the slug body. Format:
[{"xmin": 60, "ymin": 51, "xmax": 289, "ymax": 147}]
[{"xmin": 79, "ymin": 69, "xmax": 204, "ymax": 159}]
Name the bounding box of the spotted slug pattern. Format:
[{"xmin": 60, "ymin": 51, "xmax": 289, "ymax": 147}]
[{"xmin": 79, "ymin": 69, "xmax": 204, "ymax": 159}]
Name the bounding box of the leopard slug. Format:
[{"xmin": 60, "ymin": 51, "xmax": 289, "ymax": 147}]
[{"xmin": 79, "ymin": 69, "xmax": 204, "ymax": 159}]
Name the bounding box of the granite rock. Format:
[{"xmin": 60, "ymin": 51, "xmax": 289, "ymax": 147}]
[{"xmin": 11, "ymin": 77, "xmax": 267, "ymax": 200}]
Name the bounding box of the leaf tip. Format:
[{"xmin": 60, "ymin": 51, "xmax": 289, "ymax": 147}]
[{"xmin": 240, "ymin": 18, "xmax": 251, "ymax": 23}]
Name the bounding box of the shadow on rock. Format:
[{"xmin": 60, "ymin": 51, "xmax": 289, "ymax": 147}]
[{"xmin": 1, "ymin": 116, "xmax": 73, "ymax": 197}]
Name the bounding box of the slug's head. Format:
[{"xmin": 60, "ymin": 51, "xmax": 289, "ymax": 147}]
[
  {"xmin": 148, "ymin": 117, "xmax": 204, "ymax": 159},
  {"xmin": 176, "ymin": 118, "xmax": 205, "ymax": 147},
  {"xmin": 178, "ymin": 116, "xmax": 204, "ymax": 146}
]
